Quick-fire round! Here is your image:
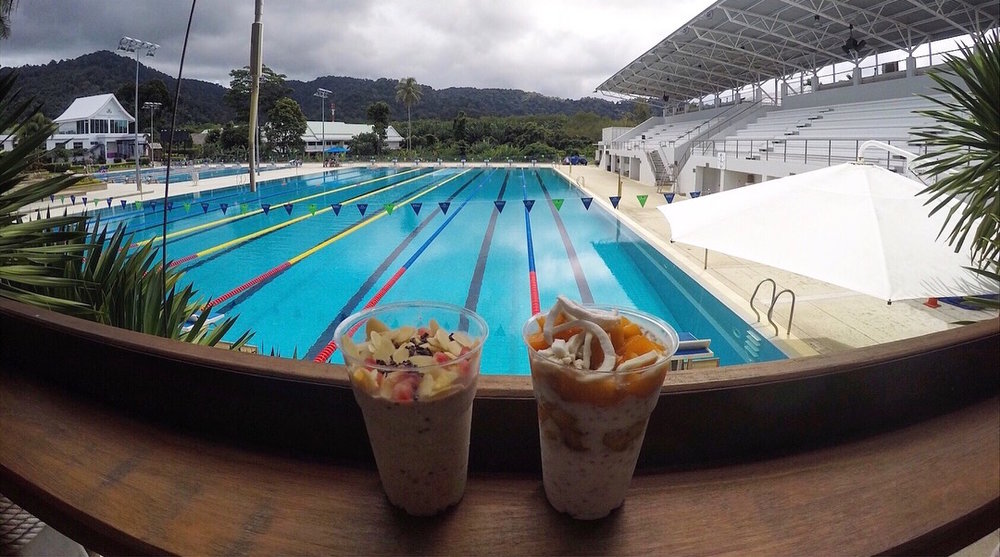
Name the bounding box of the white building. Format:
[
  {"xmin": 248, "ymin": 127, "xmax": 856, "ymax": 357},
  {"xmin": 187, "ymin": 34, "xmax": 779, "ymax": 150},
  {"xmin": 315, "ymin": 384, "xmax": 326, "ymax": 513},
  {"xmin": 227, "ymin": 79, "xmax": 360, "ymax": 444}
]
[
  {"xmin": 45, "ymin": 94, "xmax": 142, "ymax": 163},
  {"xmin": 302, "ymin": 120, "xmax": 403, "ymax": 155}
]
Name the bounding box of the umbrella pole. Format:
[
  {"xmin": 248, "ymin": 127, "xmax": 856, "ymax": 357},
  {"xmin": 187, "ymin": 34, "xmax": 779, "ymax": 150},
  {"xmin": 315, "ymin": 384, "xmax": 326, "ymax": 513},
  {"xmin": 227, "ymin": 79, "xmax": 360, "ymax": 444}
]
[{"xmin": 703, "ymin": 248, "xmax": 708, "ymax": 270}]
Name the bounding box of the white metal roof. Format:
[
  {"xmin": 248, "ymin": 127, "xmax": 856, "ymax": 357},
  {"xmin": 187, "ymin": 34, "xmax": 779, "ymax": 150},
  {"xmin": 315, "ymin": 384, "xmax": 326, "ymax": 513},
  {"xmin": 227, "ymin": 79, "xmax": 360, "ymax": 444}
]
[
  {"xmin": 304, "ymin": 121, "xmax": 402, "ymax": 141},
  {"xmin": 597, "ymin": 0, "xmax": 999, "ymax": 102},
  {"xmin": 54, "ymin": 94, "xmax": 134, "ymax": 123}
]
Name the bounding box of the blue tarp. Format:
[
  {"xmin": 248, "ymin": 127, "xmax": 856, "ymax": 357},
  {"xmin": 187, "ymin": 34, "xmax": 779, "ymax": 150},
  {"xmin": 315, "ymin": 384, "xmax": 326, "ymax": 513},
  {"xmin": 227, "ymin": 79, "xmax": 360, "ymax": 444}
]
[{"xmin": 325, "ymin": 146, "xmax": 349, "ymax": 153}]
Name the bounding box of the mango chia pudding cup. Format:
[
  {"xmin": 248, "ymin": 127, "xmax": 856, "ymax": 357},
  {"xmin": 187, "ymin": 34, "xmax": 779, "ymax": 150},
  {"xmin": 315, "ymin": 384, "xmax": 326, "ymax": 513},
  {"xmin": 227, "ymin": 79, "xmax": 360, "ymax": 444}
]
[
  {"xmin": 523, "ymin": 296, "xmax": 678, "ymax": 520},
  {"xmin": 335, "ymin": 302, "xmax": 488, "ymax": 516}
]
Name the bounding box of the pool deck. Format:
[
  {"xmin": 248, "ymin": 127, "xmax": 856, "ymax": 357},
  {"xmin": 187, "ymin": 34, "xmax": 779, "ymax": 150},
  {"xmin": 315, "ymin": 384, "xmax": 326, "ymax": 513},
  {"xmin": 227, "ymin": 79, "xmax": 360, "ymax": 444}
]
[{"xmin": 27, "ymin": 161, "xmax": 998, "ymax": 359}]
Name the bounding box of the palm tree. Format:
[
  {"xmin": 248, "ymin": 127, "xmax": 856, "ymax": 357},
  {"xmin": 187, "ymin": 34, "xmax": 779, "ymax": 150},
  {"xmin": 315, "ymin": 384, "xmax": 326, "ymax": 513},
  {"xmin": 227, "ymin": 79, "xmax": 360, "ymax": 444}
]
[
  {"xmin": 395, "ymin": 77, "xmax": 422, "ymax": 154},
  {"xmin": 0, "ymin": 0, "xmax": 18, "ymax": 40},
  {"xmin": 0, "ymin": 69, "xmax": 251, "ymax": 345},
  {"xmin": 913, "ymin": 30, "xmax": 999, "ymax": 305}
]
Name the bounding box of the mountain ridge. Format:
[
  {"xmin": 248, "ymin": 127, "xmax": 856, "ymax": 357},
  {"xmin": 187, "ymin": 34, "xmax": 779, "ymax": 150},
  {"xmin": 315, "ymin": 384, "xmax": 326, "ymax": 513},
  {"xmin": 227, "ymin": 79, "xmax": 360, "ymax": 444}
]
[{"xmin": 3, "ymin": 50, "xmax": 631, "ymax": 126}]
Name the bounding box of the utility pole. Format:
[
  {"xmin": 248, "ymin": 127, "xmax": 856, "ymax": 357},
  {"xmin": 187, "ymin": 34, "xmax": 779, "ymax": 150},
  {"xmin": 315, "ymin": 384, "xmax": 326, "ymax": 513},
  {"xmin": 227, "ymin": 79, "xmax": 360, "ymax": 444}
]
[{"xmin": 248, "ymin": 0, "xmax": 263, "ymax": 192}]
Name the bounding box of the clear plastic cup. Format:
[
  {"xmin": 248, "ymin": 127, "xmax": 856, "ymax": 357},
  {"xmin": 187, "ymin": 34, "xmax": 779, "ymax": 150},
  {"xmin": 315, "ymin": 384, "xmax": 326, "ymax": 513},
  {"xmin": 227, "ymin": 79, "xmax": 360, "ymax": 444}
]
[
  {"xmin": 523, "ymin": 304, "xmax": 678, "ymax": 519},
  {"xmin": 335, "ymin": 301, "xmax": 488, "ymax": 516}
]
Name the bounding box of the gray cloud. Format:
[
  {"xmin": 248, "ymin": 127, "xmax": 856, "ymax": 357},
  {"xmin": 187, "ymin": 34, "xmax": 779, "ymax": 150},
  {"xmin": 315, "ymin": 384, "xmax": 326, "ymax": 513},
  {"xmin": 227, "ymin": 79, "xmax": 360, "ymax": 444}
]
[{"xmin": 1, "ymin": 0, "xmax": 710, "ymax": 98}]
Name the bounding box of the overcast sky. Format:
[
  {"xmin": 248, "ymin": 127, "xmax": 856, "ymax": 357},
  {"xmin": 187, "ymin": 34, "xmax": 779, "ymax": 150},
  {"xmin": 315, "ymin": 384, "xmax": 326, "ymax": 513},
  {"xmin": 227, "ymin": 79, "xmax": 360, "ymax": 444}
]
[{"xmin": 0, "ymin": 0, "xmax": 713, "ymax": 99}]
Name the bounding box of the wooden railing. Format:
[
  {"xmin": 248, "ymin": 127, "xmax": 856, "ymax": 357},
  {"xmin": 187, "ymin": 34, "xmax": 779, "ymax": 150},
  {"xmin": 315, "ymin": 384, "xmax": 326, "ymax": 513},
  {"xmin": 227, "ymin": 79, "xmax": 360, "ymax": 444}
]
[{"xmin": 1, "ymin": 298, "xmax": 997, "ymax": 554}]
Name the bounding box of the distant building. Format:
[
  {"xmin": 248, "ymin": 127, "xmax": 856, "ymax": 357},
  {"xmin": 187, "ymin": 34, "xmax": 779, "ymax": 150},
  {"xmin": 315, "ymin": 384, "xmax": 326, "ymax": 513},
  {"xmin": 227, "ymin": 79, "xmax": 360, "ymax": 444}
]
[
  {"xmin": 45, "ymin": 94, "xmax": 144, "ymax": 163},
  {"xmin": 302, "ymin": 121, "xmax": 402, "ymax": 155}
]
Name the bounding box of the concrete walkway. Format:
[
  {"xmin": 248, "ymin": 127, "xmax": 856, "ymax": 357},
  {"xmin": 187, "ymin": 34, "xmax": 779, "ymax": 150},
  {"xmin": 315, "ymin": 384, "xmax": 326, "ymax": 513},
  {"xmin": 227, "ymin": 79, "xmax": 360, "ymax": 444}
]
[{"xmin": 22, "ymin": 161, "xmax": 997, "ymax": 359}]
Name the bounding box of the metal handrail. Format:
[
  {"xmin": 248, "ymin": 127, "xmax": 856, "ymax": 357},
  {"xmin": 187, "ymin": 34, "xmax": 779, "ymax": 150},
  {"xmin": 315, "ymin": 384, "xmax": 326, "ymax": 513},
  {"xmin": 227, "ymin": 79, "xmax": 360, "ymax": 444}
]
[{"xmin": 751, "ymin": 278, "xmax": 795, "ymax": 337}]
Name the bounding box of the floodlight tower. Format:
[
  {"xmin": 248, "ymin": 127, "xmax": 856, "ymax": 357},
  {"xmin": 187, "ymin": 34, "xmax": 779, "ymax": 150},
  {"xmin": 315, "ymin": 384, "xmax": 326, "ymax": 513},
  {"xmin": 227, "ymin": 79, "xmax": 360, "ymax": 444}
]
[
  {"xmin": 117, "ymin": 36, "xmax": 159, "ymax": 190},
  {"xmin": 314, "ymin": 88, "xmax": 332, "ymax": 160}
]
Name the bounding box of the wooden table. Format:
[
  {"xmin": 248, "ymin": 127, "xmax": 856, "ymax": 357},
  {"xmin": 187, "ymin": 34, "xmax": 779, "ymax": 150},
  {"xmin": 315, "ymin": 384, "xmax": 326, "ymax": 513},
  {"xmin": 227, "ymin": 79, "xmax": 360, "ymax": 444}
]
[{"xmin": 2, "ymin": 371, "xmax": 997, "ymax": 556}]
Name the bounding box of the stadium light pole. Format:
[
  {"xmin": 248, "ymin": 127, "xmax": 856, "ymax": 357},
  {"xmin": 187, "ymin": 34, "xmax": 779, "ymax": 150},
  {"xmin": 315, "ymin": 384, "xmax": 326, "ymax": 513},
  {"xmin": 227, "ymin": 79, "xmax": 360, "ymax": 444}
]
[
  {"xmin": 142, "ymin": 101, "xmax": 162, "ymax": 164},
  {"xmin": 118, "ymin": 36, "xmax": 159, "ymax": 191},
  {"xmin": 314, "ymin": 88, "xmax": 332, "ymax": 161}
]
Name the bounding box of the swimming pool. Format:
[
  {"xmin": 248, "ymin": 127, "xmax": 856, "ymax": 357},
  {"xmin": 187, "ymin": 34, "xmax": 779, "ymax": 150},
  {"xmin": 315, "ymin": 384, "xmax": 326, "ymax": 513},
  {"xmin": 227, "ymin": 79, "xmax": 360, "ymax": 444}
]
[
  {"xmin": 98, "ymin": 163, "xmax": 287, "ymax": 185},
  {"xmin": 107, "ymin": 166, "xmax": 785, "ymax": 374}
]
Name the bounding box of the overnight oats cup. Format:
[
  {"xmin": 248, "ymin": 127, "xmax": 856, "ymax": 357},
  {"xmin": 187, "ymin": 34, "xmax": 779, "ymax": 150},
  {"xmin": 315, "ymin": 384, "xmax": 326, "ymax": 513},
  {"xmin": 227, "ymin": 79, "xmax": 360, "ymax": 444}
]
[
  {"xmin": 523, "ymin": 296, "xmax": 679, "ymax": 520},
  {"xmin": 335, "ymin": 302, "xmax": 487, "ymax": 516}
]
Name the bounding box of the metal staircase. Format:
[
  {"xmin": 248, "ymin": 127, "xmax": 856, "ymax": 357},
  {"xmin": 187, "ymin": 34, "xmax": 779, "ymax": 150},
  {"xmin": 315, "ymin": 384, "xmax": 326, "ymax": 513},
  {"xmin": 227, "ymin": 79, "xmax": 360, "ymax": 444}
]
[{"xmin": 648, "ymin": 150, "xmax": 675, "ymax": 192}]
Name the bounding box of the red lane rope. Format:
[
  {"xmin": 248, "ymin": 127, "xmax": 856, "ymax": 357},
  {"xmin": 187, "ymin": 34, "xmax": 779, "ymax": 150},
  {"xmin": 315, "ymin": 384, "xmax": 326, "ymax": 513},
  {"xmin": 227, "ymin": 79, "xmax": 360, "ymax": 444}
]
[
  {"xmin": 312, "ymin": 266, "xmax": 407, "ymax": 362},
  {"xmin": 168, "ymin": 253, "xmax": 198, "ymax": 268},
  {"xmin": 528, "ymin": 270, "xmax": 540, "ymax": 315},
  {"xmin": 204, "ymin": 261, "xmax": 292, "ymax": 310}
]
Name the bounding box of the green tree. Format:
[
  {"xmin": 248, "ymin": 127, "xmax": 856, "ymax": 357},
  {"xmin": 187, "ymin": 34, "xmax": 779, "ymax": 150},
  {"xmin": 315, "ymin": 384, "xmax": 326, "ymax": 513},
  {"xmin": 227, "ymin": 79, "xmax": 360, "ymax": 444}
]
[
  {"xmin": 266, "ymin": 97, "xmax": 307, "ymax": 157},
  {"xmin": 452, "ymin": 111, "xmax": 468, "ymax": 158},
  {"xmin": 348, "ymin": 131, "xmax": 380, "ymax": 158},
  {"xmin": 225, "ymin": 65, "xmax": 291, "ymax": 123},
  {"xmin": 365, "ymin": 101, "xmax": 391, "ymax": 156},
  {"xmin": 395, "ymin": 77, "xmax": 422, "ymax": 153},
  {"xmin": 627, "ymin": 100, "xmax": 651, "ymax": 126},
  {"xmin": 15, "ymin": 111, "xmax": 51, "ymax": 145},
  {"xmin": 220, "ymin": 124, "xmax": 250, "ymax": 152},
  {"xmin": 913, "ymin": 30, "xmax": 1000, "ymax": 305}
]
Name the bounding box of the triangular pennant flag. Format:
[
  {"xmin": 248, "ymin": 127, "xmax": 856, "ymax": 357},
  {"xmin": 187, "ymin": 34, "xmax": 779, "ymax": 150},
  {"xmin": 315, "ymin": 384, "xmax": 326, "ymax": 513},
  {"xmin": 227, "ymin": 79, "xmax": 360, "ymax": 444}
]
[
  {"xmin": 581, "ymin": 197, "xmax": 593, "ymax": 210},
  {"xmin": 330, "ymin": 203, "xmax": 342, "ymax": 216},
  {"xmin": 50, "ymin": 195, "xmax": 55, "ymax": 203},
  {"xmin": 46, "ymin": 207, "xmax": 50, "ymax": 218},
  {"xmin": 35, "ymin": 209, "xmax": 40, "ymax": 219},
  {"xmin": 81, "ymin": 196, "xmax": 87, "ymax": 205},
  {"xmin": 92, "ymin": 199, "xmax": 98, "ymax": 207},
  {"xmin": 121, "ymin": 199, "xmax": 127, "ymax": 209},
  {"xmin": 523, "ymin": 199, "xmax": 535, "ymax": 212},
  {"xmin": 261, "ymin": 203, "xmax": 271, "ymax": 215},
  {"xmin": 410, "ymin": 202, "xmax": 422, "ymax": 215},
  {"xmin": 384, "ymin": 203, "xmax": 395, "ymax": 215},
  {"xmin": 610, "ymin": 196, "xmax": 621, "ymax": 209},
  {"xmin": 283, "ymin": 203, "xmax": 293, "ymax": 215},
  {"xmin": 308, "ymin": 203, "xmax": 317, "ymax": 215},
  {"xmin": 135, "ymin": 201, "xmax": 143, "ymax": 210},
  {"xmin": 70, "ymin": 195, "xmax": 76, "ymax": 204},
  {"xmin": 240, "ymin": 203, "xmax": 250, "ymax": 214},
  {"xmin": 106, "ymin": 198, "xmax": 113, "ymax": 207},
  {"xmin": 201, "ymin": 202, "xmax": 209, "ymax": 213},
  {"xmin": 220, "ymin": 203, "xmax": 229, "ymax": 214},
  {"xmin": 167, "ymin": 201, "xmax": 174, "ymax": 211},
  {"xmin": 494, "ymin": 200, "xmax": 506, "ymax": 213},
  {"xmin": 183, "ymin": 202, "xmax": 191, "ymax": 213},
  {"xmin": 357, "ymin": 203, "xmax": 368, "ymax": 216},
  {"xmin": 637, "ymin": 194, "xmax": 648, "ymax": 207},
  {"xmin": 552, "ymin": 198, "xmax": 564, "ymax": 211},
  {"xmin": 664, "ymin": 193, "xmax": 675, "ymax": 204},
  {"xmin": 439, "ymin": 202, "xmax": 451, "ymax": 215},
  {"xmin": 149, "ymin": 200, "xmax": 157, "ymax": 210},
  {"xmin": 690, "ymin": 191, "xmax": 702, "ymax": 198}
]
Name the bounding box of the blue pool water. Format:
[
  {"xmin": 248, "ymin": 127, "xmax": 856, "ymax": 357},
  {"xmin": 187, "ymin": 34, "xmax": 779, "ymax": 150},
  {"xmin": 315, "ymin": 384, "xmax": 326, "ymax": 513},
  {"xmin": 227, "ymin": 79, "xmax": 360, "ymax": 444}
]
[
  {"xmin": 103, "ymin": 166, "xmax": 786, "ymax": 374},
  {"xmin": 98, "ymin": 163, "xmax": 282, "ymax": 185}
]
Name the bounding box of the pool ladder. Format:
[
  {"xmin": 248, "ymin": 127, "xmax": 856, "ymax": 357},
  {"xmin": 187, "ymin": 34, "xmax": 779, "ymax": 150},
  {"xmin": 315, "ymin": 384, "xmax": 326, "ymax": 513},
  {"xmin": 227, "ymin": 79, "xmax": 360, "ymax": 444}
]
[{"xmin": 750, "ymin": 278, "xmax": 795, "ymax": 337}]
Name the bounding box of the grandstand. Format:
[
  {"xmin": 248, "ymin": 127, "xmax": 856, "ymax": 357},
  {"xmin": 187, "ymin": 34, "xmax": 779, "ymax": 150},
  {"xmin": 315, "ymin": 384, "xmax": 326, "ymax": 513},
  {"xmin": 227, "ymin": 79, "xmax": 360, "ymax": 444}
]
[{"xmin": 594, "ymin": 0, "xmax": 998, "ymax": 195}]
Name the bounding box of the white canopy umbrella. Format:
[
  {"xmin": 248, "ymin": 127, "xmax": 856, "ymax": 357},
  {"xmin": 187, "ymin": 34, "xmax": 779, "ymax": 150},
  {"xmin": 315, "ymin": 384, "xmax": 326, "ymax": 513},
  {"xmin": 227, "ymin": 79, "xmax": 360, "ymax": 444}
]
[{"xmin": 657, "ymin": 162, "xmax": 998, "ymax": 303}]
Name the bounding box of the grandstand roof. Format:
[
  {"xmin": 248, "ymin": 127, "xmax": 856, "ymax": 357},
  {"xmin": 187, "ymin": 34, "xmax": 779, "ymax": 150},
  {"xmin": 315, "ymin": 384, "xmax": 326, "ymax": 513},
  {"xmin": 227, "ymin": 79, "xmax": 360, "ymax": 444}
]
[{"xmin": 597, "ymin": 0, "xmax": 999, "ymax": 103}]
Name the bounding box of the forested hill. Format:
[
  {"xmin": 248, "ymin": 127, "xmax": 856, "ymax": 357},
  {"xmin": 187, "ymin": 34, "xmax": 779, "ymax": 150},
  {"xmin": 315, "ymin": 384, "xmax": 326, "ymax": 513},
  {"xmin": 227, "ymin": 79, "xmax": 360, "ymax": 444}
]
[
  {"xmin": 2, "ymin": 51, "xmax": 234, "ymax": 124},
  {"xmin": 3, "ymin": 50, "xmax": 631, "ymax": 126}
]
